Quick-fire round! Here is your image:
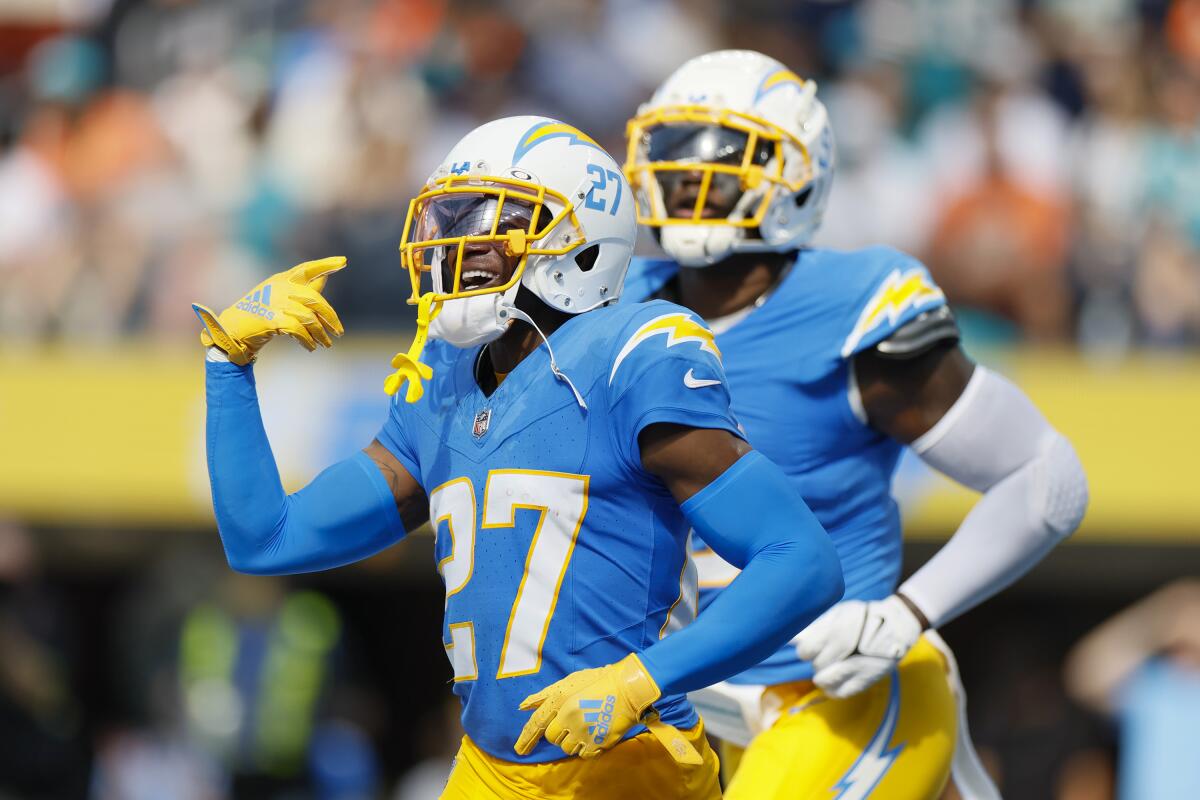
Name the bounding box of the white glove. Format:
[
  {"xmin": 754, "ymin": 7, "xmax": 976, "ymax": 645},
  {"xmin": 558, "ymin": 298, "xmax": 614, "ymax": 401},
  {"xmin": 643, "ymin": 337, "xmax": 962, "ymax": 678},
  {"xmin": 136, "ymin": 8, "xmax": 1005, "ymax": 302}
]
[{"xmin": 795, "ymin": 595, "xmax": 923, "ymax": 699}]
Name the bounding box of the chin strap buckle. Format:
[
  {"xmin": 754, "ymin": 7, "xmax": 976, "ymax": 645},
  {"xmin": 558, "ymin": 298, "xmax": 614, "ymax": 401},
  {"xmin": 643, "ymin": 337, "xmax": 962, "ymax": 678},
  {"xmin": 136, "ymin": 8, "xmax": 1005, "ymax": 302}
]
[{"xmin": 385, "ymin": 293, "xmax": 442, "ymax": 402}]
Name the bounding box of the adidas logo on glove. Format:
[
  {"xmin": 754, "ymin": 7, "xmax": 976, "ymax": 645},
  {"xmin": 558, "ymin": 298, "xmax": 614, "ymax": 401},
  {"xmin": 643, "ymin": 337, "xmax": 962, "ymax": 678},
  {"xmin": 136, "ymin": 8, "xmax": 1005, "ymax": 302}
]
[
  {"xmin": 581, "ymin": 694, "xmax": 617, "ymax": 744},
  {"xmin": 235, "ymin": 287, "xmax": 276, "ymax": 320}
]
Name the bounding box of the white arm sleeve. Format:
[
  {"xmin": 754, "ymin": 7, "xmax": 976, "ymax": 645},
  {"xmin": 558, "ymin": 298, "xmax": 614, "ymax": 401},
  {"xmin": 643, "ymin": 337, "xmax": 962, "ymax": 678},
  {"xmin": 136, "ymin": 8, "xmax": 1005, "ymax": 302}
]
[{"xmin": 898, "ymin": 366, "xmax": 1088, "ymax": 628}]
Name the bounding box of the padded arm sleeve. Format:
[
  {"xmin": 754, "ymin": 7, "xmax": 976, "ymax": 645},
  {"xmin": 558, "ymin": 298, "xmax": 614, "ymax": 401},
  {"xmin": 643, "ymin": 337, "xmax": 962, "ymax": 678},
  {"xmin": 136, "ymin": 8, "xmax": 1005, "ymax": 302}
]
[
  {"xmin": 900, "ymin": 366, "xmax": 1089, "ymax": 627},
  {"xmin": 638, "ymin": 451, "xmax": 844, "ymax": 697},
  {"xmin": 205, "ymin": 357, "xmax": 406, "ymax": 575}
]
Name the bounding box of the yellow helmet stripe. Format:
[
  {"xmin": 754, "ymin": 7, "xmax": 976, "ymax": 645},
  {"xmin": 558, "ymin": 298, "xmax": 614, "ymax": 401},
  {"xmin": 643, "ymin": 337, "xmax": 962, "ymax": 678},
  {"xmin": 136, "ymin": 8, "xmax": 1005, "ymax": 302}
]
[
  {"xmin": 754, "ymin": 68, "xmax": 806, "ymax": 102},
  {"xmin": 513, "ymin": 121, "xmax": 603, "ymax": 163}
]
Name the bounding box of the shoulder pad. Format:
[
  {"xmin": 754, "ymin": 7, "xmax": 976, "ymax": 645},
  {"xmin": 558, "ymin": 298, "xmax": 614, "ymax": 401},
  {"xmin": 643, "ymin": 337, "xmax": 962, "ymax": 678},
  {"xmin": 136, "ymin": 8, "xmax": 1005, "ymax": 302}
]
[
  {"xmin": 839, "ymin": 259, "xmax": 946, "ymax": 358},
  {"xmin": 873, "ymin": 305, "xmax": 960, "ymax": 359}
]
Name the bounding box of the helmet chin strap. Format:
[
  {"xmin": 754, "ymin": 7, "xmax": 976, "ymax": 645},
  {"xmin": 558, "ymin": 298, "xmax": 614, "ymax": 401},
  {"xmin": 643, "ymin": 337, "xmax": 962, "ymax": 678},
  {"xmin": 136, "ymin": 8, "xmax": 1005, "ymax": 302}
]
[{"xmin": 500, "ymin": 304, "xmax": 589, "ymax": 412}]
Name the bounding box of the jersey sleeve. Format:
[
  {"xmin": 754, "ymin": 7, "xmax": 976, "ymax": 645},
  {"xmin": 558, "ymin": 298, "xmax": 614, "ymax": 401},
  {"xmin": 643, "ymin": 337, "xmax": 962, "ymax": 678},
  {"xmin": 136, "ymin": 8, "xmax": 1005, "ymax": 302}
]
[
  {"xmin": 606, "ymin": 307, "xmax": 744, "ymax": 469},
  {"xmin": 839, "ymin": 249, "xmax": 949, "ymax": 358},
  {"xmin": 374, "ymin": 394, "xmax": 422, "ymax": 485}
]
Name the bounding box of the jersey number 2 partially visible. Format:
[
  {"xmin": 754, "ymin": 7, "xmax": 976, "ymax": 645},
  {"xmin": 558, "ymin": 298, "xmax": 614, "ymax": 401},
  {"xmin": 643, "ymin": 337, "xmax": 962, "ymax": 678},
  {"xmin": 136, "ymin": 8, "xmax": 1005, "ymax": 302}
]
[{"xmin": 430, "ymin": 470, "xmax": 590, "ymax": 681}]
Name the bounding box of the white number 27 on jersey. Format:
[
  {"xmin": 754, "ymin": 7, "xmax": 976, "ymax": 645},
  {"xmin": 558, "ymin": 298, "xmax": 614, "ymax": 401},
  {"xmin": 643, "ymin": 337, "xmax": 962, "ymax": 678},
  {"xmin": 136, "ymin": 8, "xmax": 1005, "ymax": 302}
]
[{"xmin": 429, "ymin": 469, "xmax": 589, "ymax": 681}]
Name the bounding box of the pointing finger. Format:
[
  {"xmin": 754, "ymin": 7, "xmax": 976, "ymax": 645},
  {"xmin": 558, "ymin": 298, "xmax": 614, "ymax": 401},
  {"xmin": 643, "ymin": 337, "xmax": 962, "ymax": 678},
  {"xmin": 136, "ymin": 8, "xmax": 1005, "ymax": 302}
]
[{"xmin": 288, "ymin": 256, "xmax": 347, "ymax": 289}]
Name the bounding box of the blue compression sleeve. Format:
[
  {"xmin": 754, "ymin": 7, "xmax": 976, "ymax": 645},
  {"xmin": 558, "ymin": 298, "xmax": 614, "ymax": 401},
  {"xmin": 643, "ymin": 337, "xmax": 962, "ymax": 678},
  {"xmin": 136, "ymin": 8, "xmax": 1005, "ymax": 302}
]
[
  {"xmin": 638, "ymin": 451, "xmax": 843, "ymax": 696},
  {"xmin": 205, "ymin": 358, "xmax": 406, "ymax": 575}
]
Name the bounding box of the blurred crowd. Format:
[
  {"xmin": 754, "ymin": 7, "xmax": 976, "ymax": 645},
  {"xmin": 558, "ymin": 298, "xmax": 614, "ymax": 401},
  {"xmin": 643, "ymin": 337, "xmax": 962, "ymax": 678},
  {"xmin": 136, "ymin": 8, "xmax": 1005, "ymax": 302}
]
[{"xmin": 1, "ymin": 0, "xmax": 1199, "ymax": 350}]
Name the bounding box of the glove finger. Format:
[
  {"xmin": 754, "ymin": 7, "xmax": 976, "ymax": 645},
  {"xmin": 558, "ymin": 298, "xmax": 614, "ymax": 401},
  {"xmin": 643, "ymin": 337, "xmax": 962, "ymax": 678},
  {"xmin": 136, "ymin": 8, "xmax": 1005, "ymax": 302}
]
[
  {"xmin": 812, "ymin": 662, "xmax": 854, "ymax": 697},
  {"xmin": 794, "ymin": 629, "xmax": 823, "ymax": 662},
  {"xmin": 284, "ymin": 306, "xmax": 333, "ymax": 349},
  {"xmin": 544, "ymin": 717, "xmax": 570, "ymax": 748},
  {"xmin": 513, "ymin": 698, "xmax": 558, "ymax": 755},
  {"xmin": 578, "ymin": 744, "xmax": 603, "ymax": 759},
  {"xmin": 794, "ymin": 608, "xmax": 839, "ymax": 660},
  {"xmin": 277, "ymin": 315, "xmax": 317, "ymax": 352},
  {"xmin": 288, "ymin": 256, "xmax": 347, "ymax": 290},
  {"xmin": 518, "ymin": 688, "xmax": 549, "ymax": 712},
  {"xmin": 815, "ymin": 656, "xmax": 890, "ymax": 699},
  {"xmin": 810, "ymin": 642, "xmax": 853, "ymax": 674},
  {"xmin": 796, "ymin": 630, "xmax": 844, "ymax": 672},
  {"xmin": 289, "ymin": 290, "xmax": 344, "ymax": 338},
  {"xmin": 558, "ymin": 732, "xmax": 587, "ymax": 758},
  {"xmin": 799, "ymin": 604, "xmax": 866, "ymax": 669}
]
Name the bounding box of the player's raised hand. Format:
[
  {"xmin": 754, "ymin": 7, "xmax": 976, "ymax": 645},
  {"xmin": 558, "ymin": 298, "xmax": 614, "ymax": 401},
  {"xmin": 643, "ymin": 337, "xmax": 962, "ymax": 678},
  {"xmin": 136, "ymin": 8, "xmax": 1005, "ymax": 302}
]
[
  {"xmin": 192, "ymin": 256, "xmax": 347, "ymax": 365},
  {"xmin": 795, "ymin": 595, "xmax": 923, "ymax": 698},
  {"xmin": 514, "ymin": 653, "xmax": 700, "ymax": 764}
]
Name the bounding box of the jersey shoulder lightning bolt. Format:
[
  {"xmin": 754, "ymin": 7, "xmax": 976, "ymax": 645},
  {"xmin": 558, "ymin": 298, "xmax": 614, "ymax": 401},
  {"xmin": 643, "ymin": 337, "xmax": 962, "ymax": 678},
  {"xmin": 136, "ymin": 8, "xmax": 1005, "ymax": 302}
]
[
  {"xmin": 609, "ymin": 303, "xmax": 722, "ymax": 385},
  {"xmin": 837, "ymin": 249, "xmax": 945, "ymax": 358}
]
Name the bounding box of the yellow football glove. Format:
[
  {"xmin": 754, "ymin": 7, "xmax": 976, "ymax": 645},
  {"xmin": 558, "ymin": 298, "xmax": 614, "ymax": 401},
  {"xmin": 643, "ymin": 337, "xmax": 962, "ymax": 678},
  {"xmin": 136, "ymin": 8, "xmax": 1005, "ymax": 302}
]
[
  {"xmin": 514, "ymin": 653, "xmax": 702, "ymax": 764},
  {"xmin": 191, "ymin": 256, "xmax": 347, "ymax": 366}
]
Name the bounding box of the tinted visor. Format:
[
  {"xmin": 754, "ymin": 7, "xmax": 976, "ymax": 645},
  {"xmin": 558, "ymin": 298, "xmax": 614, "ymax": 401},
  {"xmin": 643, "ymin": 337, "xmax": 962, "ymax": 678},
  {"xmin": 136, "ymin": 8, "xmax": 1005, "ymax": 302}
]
[
  {"xmin": 409, "ymin": 191, "xmax": 544, "ymax": 294},
  {"xmin": 415, "ymin": 194, "xmax": 537, "ymax": 243},
  {"xmin": 645, "ymin": 123, "xmax": 772, "ymax": 167}
]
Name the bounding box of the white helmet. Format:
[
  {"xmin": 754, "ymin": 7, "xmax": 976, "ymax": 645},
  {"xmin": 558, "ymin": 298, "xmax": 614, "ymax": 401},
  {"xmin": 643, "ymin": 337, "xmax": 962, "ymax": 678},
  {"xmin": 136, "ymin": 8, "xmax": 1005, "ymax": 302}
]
[
  {"xmin": 385, "ymin": 115, "xmax": 636, "ymax": 402},
  {"xmin": 625, "ymin": 50, "xmax": 835, "ymax": 267}
]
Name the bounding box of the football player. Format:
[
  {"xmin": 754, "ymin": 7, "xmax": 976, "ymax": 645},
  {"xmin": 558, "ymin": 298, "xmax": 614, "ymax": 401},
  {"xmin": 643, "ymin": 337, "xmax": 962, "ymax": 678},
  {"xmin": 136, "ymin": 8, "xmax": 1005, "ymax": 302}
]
[
  {"xmin": 192, "ymin": 115, "xmax": 844, "ymax": 800},
  {"xmin": 621, "ymin": 51, "xmax": 1089, "ymax": 799}
]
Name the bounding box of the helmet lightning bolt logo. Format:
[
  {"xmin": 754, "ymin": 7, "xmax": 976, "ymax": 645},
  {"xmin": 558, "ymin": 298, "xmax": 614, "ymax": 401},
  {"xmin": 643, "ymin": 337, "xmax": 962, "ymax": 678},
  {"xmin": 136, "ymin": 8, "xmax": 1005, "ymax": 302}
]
[
  {"xmin": 609, "ymin": 313, "xmax": 721, "ymax": 384},
  {"xmin": 841, "ymin": 268, "xmax": 945, "ymax": 357},
  {"xmin": 831, "ymin": 671, "xmax": 905, "ymax": 799},
  {"xmin": 754, "ymin": 68, "xmax": 807, "ymax": 102},
  {"xmin": 513, "ymin": 120, "xmax": 605, "ymax": 164}
]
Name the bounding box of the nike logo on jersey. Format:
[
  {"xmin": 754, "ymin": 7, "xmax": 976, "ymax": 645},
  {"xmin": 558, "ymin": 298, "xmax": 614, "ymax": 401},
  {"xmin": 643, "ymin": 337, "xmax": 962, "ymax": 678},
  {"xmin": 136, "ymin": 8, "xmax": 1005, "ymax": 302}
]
[
  {"xmin": 609, "ymin": 313, "xmax": 721, "ymax": 384},
  {"xmin": 683, "ymin": 369, "xmax": 721, "ymax": 389}
]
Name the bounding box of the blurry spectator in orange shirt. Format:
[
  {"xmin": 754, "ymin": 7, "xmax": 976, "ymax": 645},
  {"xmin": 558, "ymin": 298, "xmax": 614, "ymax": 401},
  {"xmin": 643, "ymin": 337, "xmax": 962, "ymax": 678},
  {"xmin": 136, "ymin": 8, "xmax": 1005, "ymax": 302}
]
[{"xmin": 927, "ymin": 86, "xmax": 1072, "ymax": 342}]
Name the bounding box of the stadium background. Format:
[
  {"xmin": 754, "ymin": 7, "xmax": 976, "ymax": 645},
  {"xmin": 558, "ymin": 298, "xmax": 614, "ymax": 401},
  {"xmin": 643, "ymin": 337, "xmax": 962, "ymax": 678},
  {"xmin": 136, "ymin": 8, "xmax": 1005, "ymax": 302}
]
[{"xmin": 0, "ymin": 0, "xmax": 1197, "ymax": 797}]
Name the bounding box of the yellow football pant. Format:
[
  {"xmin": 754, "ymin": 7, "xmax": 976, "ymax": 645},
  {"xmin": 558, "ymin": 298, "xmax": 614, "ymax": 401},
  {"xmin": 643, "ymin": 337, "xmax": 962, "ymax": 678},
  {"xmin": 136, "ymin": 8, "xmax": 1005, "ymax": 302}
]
[
  {"xmin": 440, "ymin": 720, "xmax": 720, "ymax": 800},
  {"xmin": 722, "ymin": 635, "xmax": 956, "ymax": 800}
]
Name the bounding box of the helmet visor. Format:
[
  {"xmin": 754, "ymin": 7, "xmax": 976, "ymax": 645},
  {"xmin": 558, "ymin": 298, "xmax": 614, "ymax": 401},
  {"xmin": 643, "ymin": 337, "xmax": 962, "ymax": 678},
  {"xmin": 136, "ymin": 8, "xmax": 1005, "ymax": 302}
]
[
  {"xmin": 624, "ymin": 106, "xmax": 812, "ymax": 228},
  {"xmin": 400, "ymin": 176, "xmax": 584, "ymax": 302},
  {"xmin": 644, "ymin": 124, "xmax": 772, "ymax": 220},
  {"xmin": 646, "ymin": 123, "xmax": 772, "ymax": 167}
]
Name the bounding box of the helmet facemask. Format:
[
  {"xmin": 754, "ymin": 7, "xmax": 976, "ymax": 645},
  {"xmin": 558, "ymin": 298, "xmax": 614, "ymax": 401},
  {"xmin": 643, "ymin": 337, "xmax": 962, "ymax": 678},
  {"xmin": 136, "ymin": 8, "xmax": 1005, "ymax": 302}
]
[
  {"xmin": 402, "ymin": 175, "xmax": 583, "ymax": 306},
  {"xmin": 625, "ymin": 107, "xmax": 814, "ymax": 266},
  {"xmin": 385, "ymin": 174, "xmax": 586, "ymax": 402}
]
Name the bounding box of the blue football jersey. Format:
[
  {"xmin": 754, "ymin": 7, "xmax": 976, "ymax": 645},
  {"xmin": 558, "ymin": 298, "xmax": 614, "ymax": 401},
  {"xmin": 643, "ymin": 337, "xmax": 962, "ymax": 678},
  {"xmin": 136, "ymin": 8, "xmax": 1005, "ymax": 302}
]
[
  {"xmin": 622, "ymin": 246, "xmax": 948, "ymax": 686},
  {"xmin": 375, "ymin": 300, "xmax": 742, "ymax": 763}
]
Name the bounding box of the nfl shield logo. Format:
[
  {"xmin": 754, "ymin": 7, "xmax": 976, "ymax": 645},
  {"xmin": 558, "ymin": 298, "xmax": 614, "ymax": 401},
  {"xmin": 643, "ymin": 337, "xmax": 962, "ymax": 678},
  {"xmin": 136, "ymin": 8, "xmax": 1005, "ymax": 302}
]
[{"xmin": 472, "ymin": 408, "xmax": 492, "ymax": 438}]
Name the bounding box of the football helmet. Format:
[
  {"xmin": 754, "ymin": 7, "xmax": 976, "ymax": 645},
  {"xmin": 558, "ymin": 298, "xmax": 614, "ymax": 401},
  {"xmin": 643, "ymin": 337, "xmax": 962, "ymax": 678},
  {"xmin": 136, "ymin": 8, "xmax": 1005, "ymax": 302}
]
[
  {"xmin": 386, "ymin": 116, "xmax": 636, "ymax": 402},
  {"xmin": 625, "ymin": 50, "xmax": 834, "ymax": 266}
]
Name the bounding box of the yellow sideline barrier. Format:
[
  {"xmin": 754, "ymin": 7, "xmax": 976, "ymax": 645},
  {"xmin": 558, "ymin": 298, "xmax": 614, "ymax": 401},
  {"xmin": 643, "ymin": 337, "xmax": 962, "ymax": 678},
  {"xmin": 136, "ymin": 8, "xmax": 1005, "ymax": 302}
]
[{"xmin": 0, "ymin": 344, "xmax": 1196, "ymax": 540}]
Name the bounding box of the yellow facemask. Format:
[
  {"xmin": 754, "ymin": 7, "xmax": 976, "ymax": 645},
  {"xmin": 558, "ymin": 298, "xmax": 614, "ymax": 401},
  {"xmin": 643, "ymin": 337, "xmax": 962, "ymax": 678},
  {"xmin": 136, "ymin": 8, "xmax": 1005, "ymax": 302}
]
[
  {"xmin": 385, "ymin": 174, "xmax": 587, "ymax": 402},
  {"xmin": 623, "ymin": 105, "xmax": 814, "ymax": 229}
]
